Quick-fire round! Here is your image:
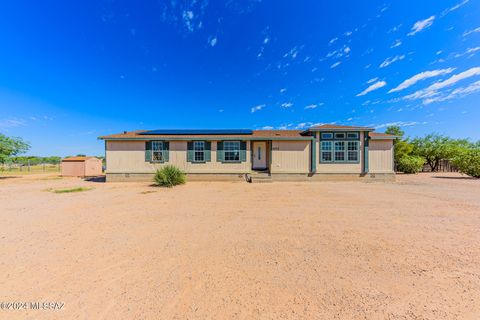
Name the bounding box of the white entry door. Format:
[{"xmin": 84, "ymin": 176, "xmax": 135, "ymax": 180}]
[{"xmin": 252, "ymin": 141, "xmax": 267, "ymax": 170}]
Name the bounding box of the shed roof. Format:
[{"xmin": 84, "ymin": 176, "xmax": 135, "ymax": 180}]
[{"xmin": 62, "ymin": 156, "xmax": 98, "ymax": 162}]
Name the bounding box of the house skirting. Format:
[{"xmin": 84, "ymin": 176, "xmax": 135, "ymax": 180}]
[{"xmin": 106, "ymin": 172, "xmax": 395, "ymax": 182}]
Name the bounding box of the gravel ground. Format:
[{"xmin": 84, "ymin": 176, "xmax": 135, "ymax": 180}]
[{"xmin": 0, "ymin": 172, "xmax": 479, "ymax": 319}]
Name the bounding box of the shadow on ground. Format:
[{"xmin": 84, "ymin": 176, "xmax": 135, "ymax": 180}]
[
  {"xmin": 432, "ymin": 176, "xmax": 478, "ymax": 180},
  {"xmin": 84, "ymin": 175, "xmax": 106, "ymax": 183}
]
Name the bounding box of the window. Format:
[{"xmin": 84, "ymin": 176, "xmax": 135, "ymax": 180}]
[
  {"xmin": 334, "ymin": 141, "xmax": 345, "ymax": 161},
  {"xmin": 321, "ymin": 141, "xmax": 332, "ymax": 162},
  {"xmin": 347, "ymin": 132, "xmax": 359, "ymax": 139},
  {"xmin": 224, "ymin": 141, "xmax": 240, "ymax": 161},
  {"xmin": 334, "ymin": 132, "xmax": 346, "ymax": 139},
  {"xmin": 347, "ymin": 141, "xmax": 359, "ymax": 161},
  {"xmin": 193, "ymin": 141, "xmax": 205, "ymax": 162},
  {"xmin": 321, "ymin": 132, "xmax": 333, "ymax": 139},
  {"xmin": 152, "ymin": 141, "xmax": 164, "ymax": 162}
]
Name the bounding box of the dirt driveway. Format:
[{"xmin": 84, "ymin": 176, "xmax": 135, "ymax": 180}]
[{"xmin": 0, "ymin": 173, "xmax": 479, "ymax": 319}]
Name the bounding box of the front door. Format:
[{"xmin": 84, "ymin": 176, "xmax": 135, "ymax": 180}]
[{"xmin": 252, "ymin": 141, "xmax": 267, "ymax": 170}]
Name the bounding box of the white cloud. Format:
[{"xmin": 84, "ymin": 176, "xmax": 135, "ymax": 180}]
[
  {"xmin": 389, "ymin": 68, "xmax": 456, "ymax": 93},
  {"xmin": 209, "ymin": 36, "xmax": 217, "ymax": 47},
  {"xmin": 261, "ymin": 126, "xmax": 274, "ymax": 130},
  {"xmin": 374, "ymin": 121, "xmax": 426, "ymax": 129},
  {"xmin": 263, "ymin": 37, "xmax": 270, "ymax": 44},
  {"xmin": 423, "ymin": 80, "xmax": 480, "ymax": 104},
  {"xmin": 251, "ymin": 104, "xmax": 265, "ymax": 113},
  {"xmin": 379, "ymin": 55, "xmax": 405, "ymax": 68},
  {"xmin": 390, "ymin": 39, "xmax": 402, "ymax": 48},
  {"xmin": 279, "ymin": 88, "xmax": 287, "ymax": 93},
  {"xmin": 304, "ymin": 104, "xmax": 317, "ymax": 109},
  {"xmin": 0, "ymin": 118, "xmax": 27, "ymax": 128},
  {"xmin": 344, "ymin": 31, "xmax": 352, "ymax": 36},
  {"xmin": 344, "ymin": 46, "xmax": 351, "ymax": 54},
  {"xmin": 182, "ymin": 10, "xmax": 195, "ymax": 32},
  {"xmin": 454, "ymin": 46, "xmax": 480, "ymax": 58},
  {"xmin": 463, "ymin": 27, "xmax": 480, "ymax": 37},
  {"xmin": 281, "ymin": 102, "xmax": 293, "ymax": 108},
  {"xmin": 442, "ymin": 0, "xmax": 469, "ymax": 16},
  {"xmin": 408, "ymin": 16, "xmax": 435, "ymax": 36},
  {"xmin": 404, "ymin": 67, "xmax": 480, "ymax": 102},
  {"xmin": 329, "ymin": 37, "xmax": 338, "ymax": 45},
  {"xmin": 367, "ymin": 77, "xmax": 379, "ymax": 84},
  {"xmin": 330, "ymin": 61, "xmax": 341, "ymax": 68},
  {"xmin": 356, "ymin": 81, "xmax": 387, "ymax": 96}
]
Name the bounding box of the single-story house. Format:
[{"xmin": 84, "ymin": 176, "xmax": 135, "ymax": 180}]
[
  {"xmin": 61, "ymin": 156, "xmax": 103, "ymax": 177},
  {"xmin": 98, "ymin": 124, "xmax": 397, "ymax": 182}
]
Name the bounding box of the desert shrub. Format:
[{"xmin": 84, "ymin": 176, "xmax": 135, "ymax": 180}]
[
  {"xmin": 452, "ymin": 149, "xmax": 480, "ymax": 178},
  {"xmin": 153, "ymin": 165, "xmax": 186, "ymax": 187},
  {"xmin": 397, "ymin": 155, "xmax": 425, "ymax": 174}
]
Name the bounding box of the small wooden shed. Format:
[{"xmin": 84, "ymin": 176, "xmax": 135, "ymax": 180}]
[{"xmin": 61, "ymin": 157, "xmax": 102, "ymax": 177}]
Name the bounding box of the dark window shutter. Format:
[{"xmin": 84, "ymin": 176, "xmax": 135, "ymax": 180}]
[
  {"xmin": 145, "ymin": 141, "xmax": 152, "ymax": 162},
  {"xmin": 187, "ymin": 141, "xmax": 194, "ymax": 162},
  {"xmin": 164, "ymin": 142, "xmax": 169, "ymax": 162},
  {"xmin": 205, "ymin": 141, "xmax": 211, "ymax": 162},
  {"xmin": 240, "ymin": 141, "xmax": 247, "ymax": 162},
  {"xmin": 216, "ymin": 141, "xmax": 223, "ymax": 162}
]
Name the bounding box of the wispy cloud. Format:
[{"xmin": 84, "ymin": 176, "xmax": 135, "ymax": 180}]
[
  {"xmin": 454, "ymin": 46, "xmax": 480, "ymax": 58},
  {"xmin": 441, "ymin": 0, "xmax": 469, "ymax": 16},
  {"xmin": 367, "ymin": 77, "xmax": 379, "ymax": 84},
  {"xmin": 304, "ymin": 104, "xmax": 317, "ymax": 109},
  {"xmin": 408, "ymin": 16, "xmax": 435, "ymax": 36},
  {"xmin": 379, "ymin": 55, "xmax": 405, "ymax": 68},
  {"xmin": 0, "ymin": 118, "xmax": 27, "ymax": 128},
  {"xmin": 423, "ymin": 80, "xmax": 480, "ymax": 104},
  {"xmin": 356, "ymin": 81, "xmax": 387, "ymax": 96},
  {"xmin": 279, "ymin": 88, "xmax": 287, "ymax": 93},
  {"xmin": 251, "ymin": 104, "xmax": 266, "ymax": 113},
  {"xmin": 329, "ymin": 37, "xmax": 338, "ymax": 45},
  {"xmin": 208, "ymin": 36, "xmax": 217, "ymax": 47},
  {"xmin": 389, "ymin": 68, "xmax": 456, "ymax": 93},
  {"xmin": 374, "ymin": 121, "xmax": 427, "ymax": 129},
  {"xmin": 281, "ymin": 102, "xmax": 293, "ymax": 108},
  {"xmin": 404, "ymin": 67, "xmax": 480, "ymax": 103},
  {"xmin": 390, "ymin": 39, "xmax": 402, "ymax": 48},
  {"xmin": 330, "ymin": 61, "xmax": 341, "ymax": 68},
  {"xmin": 463, "ymin": 27, "xmax": 480, "ymax": 37}
]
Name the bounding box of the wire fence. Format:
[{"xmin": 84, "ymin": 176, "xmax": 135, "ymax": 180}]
[{"xmin": 1, "ymin": 162, "xmax": 61, "ymax": 173}]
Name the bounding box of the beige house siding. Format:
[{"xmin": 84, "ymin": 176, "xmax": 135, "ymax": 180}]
[
  {"xmin": 369, "ymin": 140, "xmax": 394, "ymax": 173},
  {"xmin": 315, "ymin": 132, "xmax": 364, "ymax": 174},
  {"xmin": 270, "ymin": 140, "xmax": 310, "ymax": 174},
  {"xmin": 106, "ymin": 140, "xmax": 251, "ymax": 174}
]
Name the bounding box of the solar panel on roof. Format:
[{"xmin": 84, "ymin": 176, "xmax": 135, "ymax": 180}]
[{"xmin": 138, "ymin": 129, "xmax": 253, "ymax": 135}]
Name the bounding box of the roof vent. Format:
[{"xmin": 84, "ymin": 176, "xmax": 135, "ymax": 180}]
[{"xmin": 123, "ymin": 131, "xmax": 127, "ymax": 134}]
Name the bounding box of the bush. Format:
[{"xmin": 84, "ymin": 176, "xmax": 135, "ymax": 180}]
[
  {"xmin": 153, "ymin": 165, "xmax": 186, "ymax": 187},
  {"xmin": 452, "ymin": 149, "xmax": 480, "ymax": 178},
  {"xmin": 397, "ymin": 155, "xmax": 425, "ymax": 174}
]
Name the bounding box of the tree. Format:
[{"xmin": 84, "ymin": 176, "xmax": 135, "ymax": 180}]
[
  {"xmin": 0, "ymin": 133, "xmax": 30, "ymax": 164},
  {"xmin": 385, "ymin": 125, "xmax": 415, "ymax": 165},
  {"xmin": 452, "ymin": 148, "xmax": 480, "ymax": 178},
  {"xmin": 410, "ymin": 134, "xmax": 462, "ymax": 172}
]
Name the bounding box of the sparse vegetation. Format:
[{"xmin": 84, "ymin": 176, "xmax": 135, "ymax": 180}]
[
  {"xmin": 153, "ymin": 165, "xmax": 186, "ymax": 187},
  {"xmin": 46, "ymin": 187, "xmax": 93, "ymax": 193}
]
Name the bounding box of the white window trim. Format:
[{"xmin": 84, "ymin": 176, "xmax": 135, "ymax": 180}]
[
  {"xmin": 152, "ymin": 141, "xmax": 164, "ymax": 162},
  {"xmin": 193, "ymin": 141, "xmax": 205, "ymax": 162}
]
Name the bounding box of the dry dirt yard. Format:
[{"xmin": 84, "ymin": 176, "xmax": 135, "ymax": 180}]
[{"xmin": 0, "ymin": 173, "xmax": 479, "ymax": 320}]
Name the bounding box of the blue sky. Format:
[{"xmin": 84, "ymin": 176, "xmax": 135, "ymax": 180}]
[{"xmin": 0, "ymin": 0, "xmax": 479, "ymax": 156}]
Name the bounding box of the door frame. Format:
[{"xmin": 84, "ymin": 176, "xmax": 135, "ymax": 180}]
[{"xmin": 251, "ymin": 140, "xmax": 270, "ymax": 171}]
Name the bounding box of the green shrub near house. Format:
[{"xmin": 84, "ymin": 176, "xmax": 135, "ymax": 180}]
[
  {"xmin": 153, "ymin": 165, "xmax": 186, "ymax": 187},
  {"xmin": 397, "ymin": 155, "xmax": 425, "ymax": 174},
  {"xmin": 452, "ymin": 149, "xmax": 480, "ymax": 178}
]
